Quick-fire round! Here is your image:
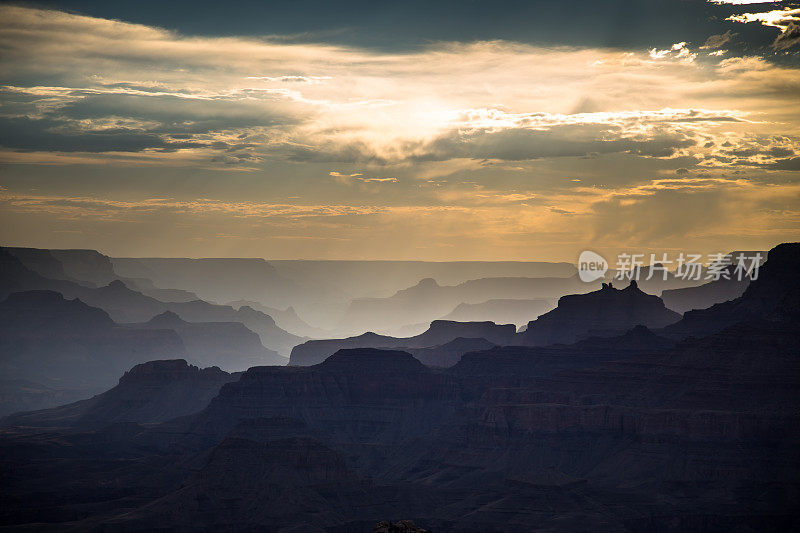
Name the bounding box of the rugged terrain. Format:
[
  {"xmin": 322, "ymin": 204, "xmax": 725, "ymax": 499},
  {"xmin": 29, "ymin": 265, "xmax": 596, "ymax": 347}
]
[{"xmin": 0, "ymin": 243, "xmax": 797, "ymax": 531}]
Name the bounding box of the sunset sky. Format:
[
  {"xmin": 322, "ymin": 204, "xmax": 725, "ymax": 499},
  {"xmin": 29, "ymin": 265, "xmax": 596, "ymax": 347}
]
[{"xmin": 1, "ymin": 0, "xmax": 799, "ymax": 261}]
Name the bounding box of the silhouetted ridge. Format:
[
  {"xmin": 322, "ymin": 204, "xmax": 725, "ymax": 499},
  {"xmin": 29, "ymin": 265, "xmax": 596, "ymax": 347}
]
[
  {"xmin": 740, "ymin": 242, "xmax": 798, "ymax": 318},
  {"xmin": 414, "ymin": 277, "xmax": 439, "ymax": 289},
  {"xmin": 661, "ymin": 266, "xmax": 750, "ymax": 314},
  {"xmin": 4, "ymin": 242, "xmax": 800, "ymax": 532},
  {"xmin": 663, "ymin": 242, "xmax": 800, "ymax": 338},
  {"xmin": 3, "ymin": 247, "xmax": 72, "ymax": 282},
  {"xmin": 145, "ymin": 310, "xmax": 187, "ymax": 327},
  {"xmin": 118, "ymin": 358, "xmax": 218, "ymax": 382},
  {"xmin": 426, "ymin": 336, "xmax": 495, "ymax": 351},
  {"xmin": 521, "ymin": 280, "xmax": 680, "ymax": 346},
  {"xmin": 106, "ymin": 279, "xmax": 128, "ymax": 290},
  {"xmin": 1, "ymin": 359, "xmax": 236, "ymax": 429},
  {"xmin": 407, "ymin": 337, "xmax": 497, "ymax": 367},
  {"xmin": 572, "ymin": 324, "xmax": 675, "ymax": 351},
  {"xmin": 0, "ymin": 290, "xmax": 114, "ymax": 332},
  {"xmin": 318, "ymin": 348, "xmax": 426, "ymax": 373},
  {"xmin": 290, "ymin": 320, "xmax": 516, "ymax": 366}
]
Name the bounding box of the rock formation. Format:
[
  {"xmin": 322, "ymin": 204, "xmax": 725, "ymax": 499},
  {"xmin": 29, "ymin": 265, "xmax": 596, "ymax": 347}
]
[
  {"xmin": 0, "ymin": 290, "xmax": 185, "ymax": 415},
  {"xmin": 133, "ymin": 311, "xmax": 286, "ymax": 370},
  {"xmin": 660, "ymin": 266, "xmax": 750, "ymax": 314},
  {"xmin": 1, "ymin": 359, "xmax": 237, "ymax": 429},
  {"xmin": 1, "ymin": 243, "xmax": 799, "ymax": 531},
  {"xmin": 520, "ymin": 280, "xmax": 681, "ymax": 346}
]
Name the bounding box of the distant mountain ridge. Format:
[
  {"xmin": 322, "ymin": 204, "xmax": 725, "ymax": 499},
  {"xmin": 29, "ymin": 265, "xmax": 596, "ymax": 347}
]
[
  {"xmin": 340, "ymin": 270, "xmax": 702, "ymax": 336},
  {"xmin": 661, "ymin": 272, "xmax": 750, "ymax": 314},
  {"xmin": 297, "ymin": 279, "xmax": 683, "ymax": 366},
  {"xmin": 290, "ymin": 320, "xmax": 517, "ymax": 366},
  {"xmin": 227, "ymin": 299, "xmax": 326, "ymax": 338},
  {"xmin": 0, "ymin": 289, "xmax": 185, "ymax": 415},
  {"xmin": 5, "ymin": 247, "xmax": 117, "ymax": 287},
  {"xmin": 130, "ymin": 311, "xmax": 287, "ymax": 370},
  {"xmin": 111, "ymin": 256, "xmax": 301, "ymax": 309},
  {"xmin": 440, "ymin": 298, "xmax": 556, "ymax": 326},
  {"xmin": 1, "ymin": 247, "xmax": 304, "ymax": 355}
]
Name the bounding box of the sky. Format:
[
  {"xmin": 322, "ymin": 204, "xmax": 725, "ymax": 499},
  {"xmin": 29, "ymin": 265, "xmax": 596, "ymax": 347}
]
[{"xmin": 0, "ymin": 0, "xmax": 799, "ymax": 261}]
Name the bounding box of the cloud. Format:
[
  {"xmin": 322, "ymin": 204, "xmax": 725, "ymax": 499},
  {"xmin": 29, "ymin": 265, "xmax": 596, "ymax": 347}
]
[
  {"xmin": 773, "ymin": 22, "xmax": 800, "ymax": 50},
  {"xmin": 649, "ymin": 42, "xmax": 697, "ymax": 62},
  {"xmin": 0, "ymin": 5, "xmax": 799, "ymax": 260},
  {"xmin": 708, "ymin": 1, "xmax": 779, "ymax": 4},
  {"xmin": 0, "ymin": 190, "xmax": 388, "ymax": 219},
  {"xmin": 765, "ymin": 156, "xmax": 800, "ymax": 170},
  {"xmin": 701, "ymin": 30, "xmax": 737, "ymax": 49},
  {"xmin": 587, "ymin": 176, "xmax": 800, "ymax": 246},
  {"xmin": 360, "ymin": 177, "xmax": 398, "ymax": 183},
  {"xmin": 1, "ymin": 5, "xmax": 795, "ymax": 171},
  {"xmin": 726, "ymin": 7, "xmax": 800, "ymax": 49},
  {"xmin": 726, "ymin": 8, "xmax": 800, "ymax": 29},
  {"xmin": 247, "ymin": 76, "xmax": 332, "ymax": 84}
]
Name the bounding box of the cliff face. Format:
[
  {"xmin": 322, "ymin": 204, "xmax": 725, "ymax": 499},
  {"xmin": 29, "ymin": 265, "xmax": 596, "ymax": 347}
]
[
  {"xmin": 0, "ymin": 248, "xmax": 79, "ymax": 300},
  {"xmin": 0, "ymin": 290, "xmax": 186, "ymax": 415},
  {"xmin": 133, "ymin": 311, "xmax": 286, "ymax": 370},
  {"xmin": 3, "ymin": 248, "xmax": 73, "ymax": 283},
  {"xmin": 182, "ymin": 348, "xmax": 461, "ymax": 447},
  {"xmin": 0, "ymin": 290, "xmax": 115, "ymax": 334},
  {"xmin": 661, "ymin": 275, "xmax": 749, "ymax": 314},
  {"xmin": 5, "ymin": 247, "xmax": 118, "ymax": 287},
  {"xmin": 407, "ymin": 337, "xmax": 496, "ymax": 367},
  {"xmin": 2, "ymin": 359, "xmax": 237, "ymax": 429},
  {"xmin": 290, "ymin": 320, "xmax": 516, "ymax": 366},
  {"xmin": 451, "ymin": 325, "xmax": 675, "ymax": 400},
  {"xmin": 663, "ymin": 242, "xmax": 800, "ymax": 338},
  {"xmin": 520, "ymin": 280, "xmax": 681, "ymax": 346}
]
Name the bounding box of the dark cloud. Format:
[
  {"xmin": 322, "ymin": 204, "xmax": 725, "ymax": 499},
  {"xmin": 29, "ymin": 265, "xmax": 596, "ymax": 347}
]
[
  {"xmin": 413, "ymin": 125, "xmax": 696, "ymax": 162},
  {"xmin": 270, "ymin": 123, "xmax": 700, "ymax": 164},
  {"xmin": 57, "ymin": 93, "xmax": 302, "ymax": 135},
  {"xmin": 765, "ymin": 157, "xmax": 800, "ymax": 171},
  {"xmin": 773, "ymin": 22, "xmax": 800, "ymax": 50},
  {"xmin": 0, "ymin": 116, "xmax": 204, "ymax": 152},
  {"xmin": 17, "ymin": 0, "xmax": 791, "ymax": 59},
  {"xmin": 717, "ymin": 140, "xmax": 798, "ymax": 167},
  {"xmin": 0, "ymin": 90, "xmax": 304, "ymax": 155},
  {"xmin": 701, "ymin": 30, "xmax": 736, "ymax": 50}
]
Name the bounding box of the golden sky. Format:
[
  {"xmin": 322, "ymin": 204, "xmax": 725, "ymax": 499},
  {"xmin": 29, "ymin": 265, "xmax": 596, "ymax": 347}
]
[{"xmin": 1, "ymin": 2, "xmax": 799, "ymax": 260}]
